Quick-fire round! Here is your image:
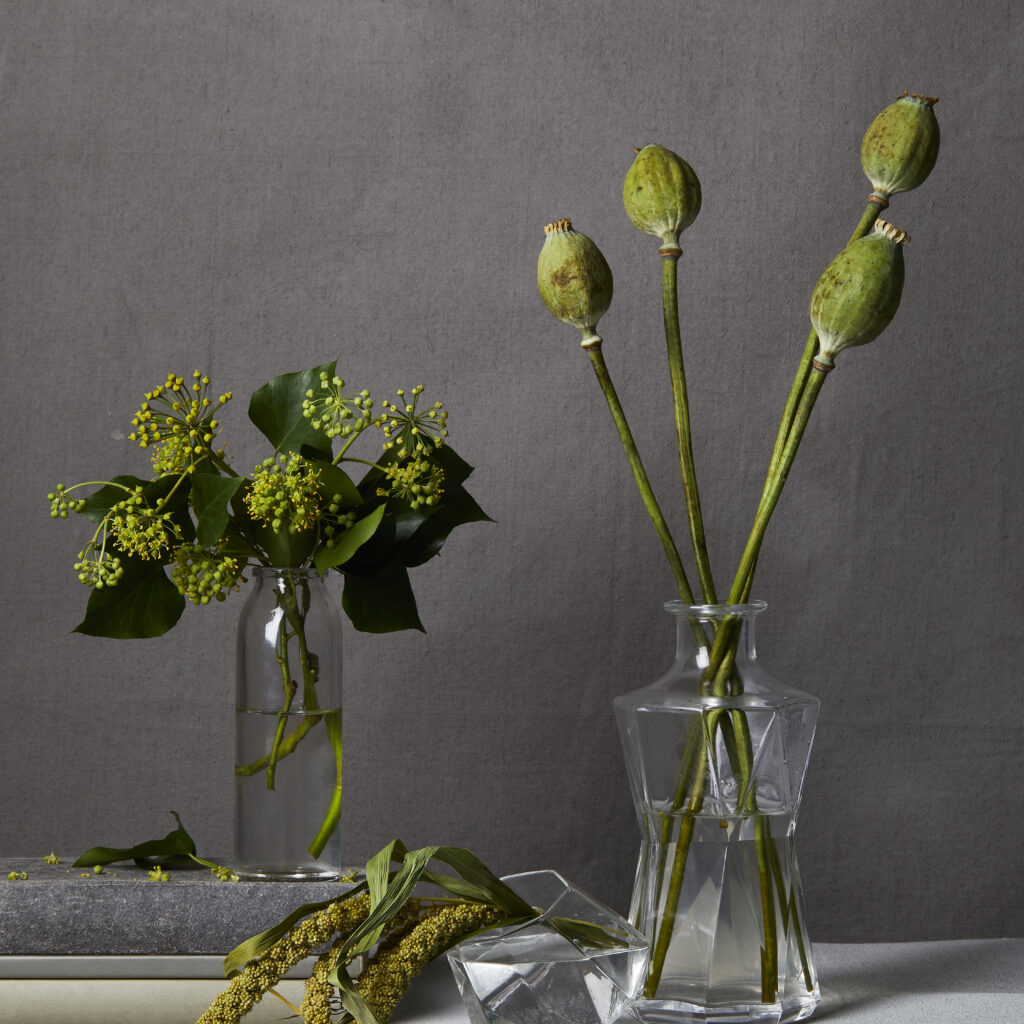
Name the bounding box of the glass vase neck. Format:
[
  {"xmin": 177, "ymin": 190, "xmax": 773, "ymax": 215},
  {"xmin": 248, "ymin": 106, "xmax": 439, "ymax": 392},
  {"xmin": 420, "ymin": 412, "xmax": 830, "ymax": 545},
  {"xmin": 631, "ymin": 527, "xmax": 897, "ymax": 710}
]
[
  {"xmin": 665, "ymin": 599, "xmax": 766, "ymax": 670},
  {"xmin": 251, "ymin": 566, "xmax": 322, "ymax": 579}
]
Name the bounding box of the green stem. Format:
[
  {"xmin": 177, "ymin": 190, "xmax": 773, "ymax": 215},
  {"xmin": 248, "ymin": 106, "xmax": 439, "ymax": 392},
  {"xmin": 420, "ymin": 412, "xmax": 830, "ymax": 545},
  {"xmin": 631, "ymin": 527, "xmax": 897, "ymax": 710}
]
[
  {"xmin": 584, "ymin": 340, "xmax": 695, "ymax": 604},
  {"xmin": 708, "ymin": 367, "xmax": 830, "ymax": 694},
  {"xmin": 643, "ymin": 733, "xmax": 709, "ymax": 997},
  {"xmin": 766, "ymin": 834, "xmax": 815, "ymax": 993},
  {"xmin": 645, "ymin": 202, "xmax": 874, "ymax": 1004},
  {"xmin": 308, "ymin": 709, "xmax": 343, "ymax": 859},
  {"xmin": 209, "ymin": 451, "xmax": 239, "ymax": 477},
  {"xmin": 661, "ymin": 250, "xmax": 717, "ymax": 603},
  {"xmin": 235, "ymin": 715, "xmax": 321, "ymax": 776}
]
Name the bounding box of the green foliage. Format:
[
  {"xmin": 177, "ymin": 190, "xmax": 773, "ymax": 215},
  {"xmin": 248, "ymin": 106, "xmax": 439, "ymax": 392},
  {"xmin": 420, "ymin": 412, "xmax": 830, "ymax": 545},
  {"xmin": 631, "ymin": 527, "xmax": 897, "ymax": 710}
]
[
  {"xmin": 73, "ymin": 557, "xmax": 185, "ymax": 638},
  {"xmin": 73, "ymin": 811, "xmax": 197, "ymax": 868},
  {"xmin": 248, "ymin": 360, "xmax": 337, "ymax": 455},
  {"xmin": 49, "ymin": 360, "xmax": 490, "ymax": 637}
]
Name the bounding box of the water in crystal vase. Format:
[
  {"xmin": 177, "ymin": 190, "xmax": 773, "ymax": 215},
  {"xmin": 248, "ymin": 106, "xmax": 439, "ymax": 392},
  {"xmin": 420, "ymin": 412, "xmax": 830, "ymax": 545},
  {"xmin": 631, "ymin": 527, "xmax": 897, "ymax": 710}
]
[{"xmin": 634, "ymin": 811, "xmax": 817, "ymax": 1023}]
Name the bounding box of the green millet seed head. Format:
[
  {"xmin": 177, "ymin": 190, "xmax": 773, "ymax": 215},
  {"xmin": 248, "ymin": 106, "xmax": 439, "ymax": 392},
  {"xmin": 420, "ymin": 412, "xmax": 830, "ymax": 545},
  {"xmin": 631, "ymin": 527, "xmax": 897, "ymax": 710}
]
[
  {"xmin": 861, "ymin": 92, "xmax": 940, "ymax": 202},
  {"xmin": 195, "ymin": 895, "xmax": 372, "ymax": 1024},
  {"xmin": 357, "ymin": 902, "xmax": 505, "ymax": 1023},
  {"xmin": 809, "ymin": 219, "xmax": 909, "ymax": 367},
  {"xmin": 537, "ymin": 219, "xmax": 614, "ymax": 347},
  {"xmin": 622, "ymin": 144, "xmax": 702, "ymax": 248}
]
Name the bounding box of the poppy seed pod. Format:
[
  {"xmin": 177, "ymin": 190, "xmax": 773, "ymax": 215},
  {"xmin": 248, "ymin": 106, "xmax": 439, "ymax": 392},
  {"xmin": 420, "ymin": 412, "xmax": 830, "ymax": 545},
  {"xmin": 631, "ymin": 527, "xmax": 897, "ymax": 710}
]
[
  {"xmin": 809, "ymin": 220, "xmax": 909, "ymax": 367},
  {"xmin": 861, "ymin": 92, "xmax": 940, "ymax": 201},
  {"xmin": 622, "ymin": 145, "xmax": 701, "ymax": 248},
  {"xmin": 537, "ymin": 219, "xmax": 614, "ymax": 346}
]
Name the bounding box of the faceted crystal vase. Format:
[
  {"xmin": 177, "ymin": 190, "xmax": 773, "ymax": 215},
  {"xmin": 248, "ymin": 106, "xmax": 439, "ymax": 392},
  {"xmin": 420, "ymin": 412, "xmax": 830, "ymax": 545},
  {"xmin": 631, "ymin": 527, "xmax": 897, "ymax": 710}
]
[
  {"xmin": 448, "ymin": 869, "xmax": 649, "ymax": 1024},
  {"xmin": 614, "ymin": 602, "xmax": 820, "ymax": 1024}
]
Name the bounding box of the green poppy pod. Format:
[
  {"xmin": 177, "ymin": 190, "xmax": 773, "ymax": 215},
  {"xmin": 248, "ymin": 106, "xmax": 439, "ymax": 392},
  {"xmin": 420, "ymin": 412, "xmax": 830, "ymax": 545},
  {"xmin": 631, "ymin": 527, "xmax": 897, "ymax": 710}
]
[
  {"xmin": 809, "ymin": 220, "xmax": 909, "ymax": 367},
  {"xmin": 622, "ymin": 144, "xmax": 701, "ymax": 248},
  {"xmin": 537, "ymin": 219, "xmax": 614, "ymax": 346},
  {"xmin": 861, "ymin": 92, "xmax": 940, "ymax": 201}
]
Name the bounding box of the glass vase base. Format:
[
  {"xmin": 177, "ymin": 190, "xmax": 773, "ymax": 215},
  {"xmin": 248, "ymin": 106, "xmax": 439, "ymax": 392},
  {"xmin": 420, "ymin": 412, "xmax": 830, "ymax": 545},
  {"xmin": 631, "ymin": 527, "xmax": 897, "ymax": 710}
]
[
  {"xmin": 232, "ymin": 866, "xmax": 341, "ymax": 882},
  {"xmin": 631, "ymin": 992, "xmax": 820, "ymax": 1024}
]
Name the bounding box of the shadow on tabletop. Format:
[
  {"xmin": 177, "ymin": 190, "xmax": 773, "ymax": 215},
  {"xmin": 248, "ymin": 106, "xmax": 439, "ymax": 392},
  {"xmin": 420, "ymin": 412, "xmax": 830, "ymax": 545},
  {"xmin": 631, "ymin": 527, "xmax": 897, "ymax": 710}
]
[{"xmin": 811, "ymin": 939, "xmax": 1023, "ymax": 1019}]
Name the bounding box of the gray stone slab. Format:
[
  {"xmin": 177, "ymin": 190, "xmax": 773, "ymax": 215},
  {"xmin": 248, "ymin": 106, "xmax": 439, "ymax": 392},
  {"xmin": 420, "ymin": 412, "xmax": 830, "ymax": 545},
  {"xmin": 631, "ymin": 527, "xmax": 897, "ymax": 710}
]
[{"xmin": 0, "ymin": 856, "xmax": 354, "ymax": 955}]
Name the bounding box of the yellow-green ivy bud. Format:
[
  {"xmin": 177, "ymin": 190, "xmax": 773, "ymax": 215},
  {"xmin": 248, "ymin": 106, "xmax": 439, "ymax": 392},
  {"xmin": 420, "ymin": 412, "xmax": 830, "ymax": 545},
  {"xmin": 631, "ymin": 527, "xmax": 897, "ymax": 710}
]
[
  {"xmin": 861, "ymin": 92, "xmax": 940, "ymax": 203},
  {"xmin": 622, "ymin": 144, "xmax": 701, "ymax": 249},
  {"xmin": 537, "ymin": 219, "xmax": 614, "ymax": 347},
  {"xmin": 809, "ymin": 220, "xmax": 909, "ymax": 368}
]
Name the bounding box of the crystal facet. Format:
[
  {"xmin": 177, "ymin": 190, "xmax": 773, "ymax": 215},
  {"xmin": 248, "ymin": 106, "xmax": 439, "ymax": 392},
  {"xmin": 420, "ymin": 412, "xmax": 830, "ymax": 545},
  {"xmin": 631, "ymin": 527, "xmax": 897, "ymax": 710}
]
[{"xmin": 448, "ymin": 870, "xmax": 649, "ymax": 1024}]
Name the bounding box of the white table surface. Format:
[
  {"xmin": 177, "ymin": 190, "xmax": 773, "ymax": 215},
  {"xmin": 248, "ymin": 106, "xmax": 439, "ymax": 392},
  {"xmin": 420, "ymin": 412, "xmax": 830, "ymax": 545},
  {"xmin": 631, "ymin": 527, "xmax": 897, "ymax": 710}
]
[{"xmin": 1, "ymin": 939, "xmax": 1021, "ymax": 1024}]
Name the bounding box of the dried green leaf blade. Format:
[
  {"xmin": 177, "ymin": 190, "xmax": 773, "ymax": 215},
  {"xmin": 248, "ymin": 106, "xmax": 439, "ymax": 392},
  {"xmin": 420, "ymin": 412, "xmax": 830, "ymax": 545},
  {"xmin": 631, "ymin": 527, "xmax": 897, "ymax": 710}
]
[
  {"xmin": 314, "ymin": 504, "xmax": 387, "ymax": 573},
  {"xmin": 428, "ymin": 847, "xmax": 535, "ymax": 918},
  {"xmin": 366, "ymin": 839, "xmax": 406, "ymax": 910},
  {"xmin": 546, "ymin": 915, "xmax": 632, "ymax": 951},
  {"xmin": 73, "ymin": 811, "xmax": 197, "ymax": 867},
  {"xmin": 338, "ymin": 847, "xmax": 439, "ymax": 960},
  {"xmin": 248, "ymin": 360, "xmax": 337, "ymax": 454},
  {"xmin": 72, "ymin": 558, "xmax": 185, "ymax": 638},
  {"xmin": 191, "ymin": 474, "xmax": 246, "ymax": 547},
  {"xmin": 333, "ymin": 963, "xmax": 384, "ymax": 1024},
  {"xmin": 419, "ymin": 868, "xmax": 498, "ymax": 904}
]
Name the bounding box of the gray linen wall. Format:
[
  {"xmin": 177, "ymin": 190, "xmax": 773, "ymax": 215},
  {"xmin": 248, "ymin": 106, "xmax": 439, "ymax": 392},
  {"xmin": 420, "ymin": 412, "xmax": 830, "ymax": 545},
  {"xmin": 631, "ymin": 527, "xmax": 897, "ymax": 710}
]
[{"xmin": 2, "ymin": 0, "xmax": 1021, "ymax": 941}]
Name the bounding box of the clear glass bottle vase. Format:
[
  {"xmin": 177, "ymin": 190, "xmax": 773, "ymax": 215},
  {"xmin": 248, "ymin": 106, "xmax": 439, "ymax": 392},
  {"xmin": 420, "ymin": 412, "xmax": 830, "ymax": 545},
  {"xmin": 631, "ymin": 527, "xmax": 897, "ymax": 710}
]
[
  {"xmin": 234, "ymin": 566, "xmax": 343, "ymax": 879},
  {"xmin": 614, "ymin": 601, "xmax": 820, "ymax": 1024}
]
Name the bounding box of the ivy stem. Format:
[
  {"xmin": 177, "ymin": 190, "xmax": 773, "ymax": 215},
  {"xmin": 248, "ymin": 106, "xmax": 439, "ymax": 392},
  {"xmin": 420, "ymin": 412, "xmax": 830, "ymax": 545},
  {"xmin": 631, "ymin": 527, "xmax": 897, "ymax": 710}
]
[
  {"xmin": 308, "ymin": 709, "xmax": 343, "ymax": 859},
  {"xmin": 660, "ymin": 246, "xmax": 717, "ymax": 603},
  {"xmin": 583, "ymin": 338, "xmax": 695, "ymax": 604}
]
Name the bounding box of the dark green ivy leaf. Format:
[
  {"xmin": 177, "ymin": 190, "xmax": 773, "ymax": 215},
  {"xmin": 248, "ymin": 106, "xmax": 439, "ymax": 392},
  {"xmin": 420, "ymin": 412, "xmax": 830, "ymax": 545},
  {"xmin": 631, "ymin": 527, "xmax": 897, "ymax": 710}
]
[
  {"xmin": 248, "ymin": 360, "xmax": 337, "ymax": 454},
  {"xmin": 311, "ymin": 459, "xmax": 362, "ymax": 507},
  {"xmin": 77, "ymin": 475, "xmax": 149, "ymax": 526},
  {"xmin": 342, "ymin": 558, "xmax": 424, "ymax": 633},
  {"xmin": 191, "ymin": 474, "xmax": 246, "ymax": 547},
  {"xmin": 399, "ymin": 484, "xmax": 492, "ymax": 567},
  {"xmin": 73, "ymin": 557, "xmax": 185, "ymax": 638},
  {"xmin": 73, "ymin": 811, "xmax": 197, "ymax": 868}
]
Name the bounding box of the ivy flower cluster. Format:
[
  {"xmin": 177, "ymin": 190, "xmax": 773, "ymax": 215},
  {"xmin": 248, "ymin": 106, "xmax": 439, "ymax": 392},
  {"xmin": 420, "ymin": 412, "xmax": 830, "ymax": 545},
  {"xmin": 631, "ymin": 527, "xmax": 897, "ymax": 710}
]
[
  {"xmin": 170, "ymin": 545, "xmax": 245, "ymax": 605},
  {"xmin": 302, "ymin": 371, "xmax": 376, "ymax": 440},
  {"xmin": 48, "ymin": 361, "xmax": 485, "ymax": 647},
  {"xmin": 47, "ymin": 483, "xmax": 86, "ymax": 519},
  {"xmin": 128, "ymin": 371, "xmax": 232, "ymax": 474},
  {"xmin": 244, "ymin": 454, "xmax": 322, "ymax": 534},
  {"xmin": 380, "ymin": 386, "xmax": 449, "ymax": 458},
  {"xmin": 376, "ymin": 455, "xmax": 445, "ymax": 510},
  {"xmin": 108, "ymin": 487, "xmax": 183, "ymax": 559}
]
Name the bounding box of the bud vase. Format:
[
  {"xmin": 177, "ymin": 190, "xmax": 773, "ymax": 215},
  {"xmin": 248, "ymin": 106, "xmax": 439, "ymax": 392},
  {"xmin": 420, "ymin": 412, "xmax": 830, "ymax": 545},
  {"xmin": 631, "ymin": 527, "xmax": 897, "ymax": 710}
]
[
  {"xmin": 234, "ymin": 567, "xmax": 343, "ymax": 879},
  {"xmin": 614, "ymin": 602, "xmax": 820, "ymax": 1024}
]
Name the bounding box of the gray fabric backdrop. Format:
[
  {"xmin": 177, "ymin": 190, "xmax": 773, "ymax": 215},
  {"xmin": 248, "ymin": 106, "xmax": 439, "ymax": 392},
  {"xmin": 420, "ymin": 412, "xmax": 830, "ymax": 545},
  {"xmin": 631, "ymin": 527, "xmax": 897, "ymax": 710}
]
[{"xmin": 2, "ymin": 0, "xmax": 1021, "ymax": 942}]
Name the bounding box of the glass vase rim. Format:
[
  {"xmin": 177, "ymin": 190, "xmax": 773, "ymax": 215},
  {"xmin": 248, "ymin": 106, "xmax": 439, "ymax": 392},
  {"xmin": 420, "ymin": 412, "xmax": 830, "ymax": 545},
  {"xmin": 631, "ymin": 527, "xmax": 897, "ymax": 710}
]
[{"xmin": 663, "ymin": 598, "xmax": 768, "ymax": 619}]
